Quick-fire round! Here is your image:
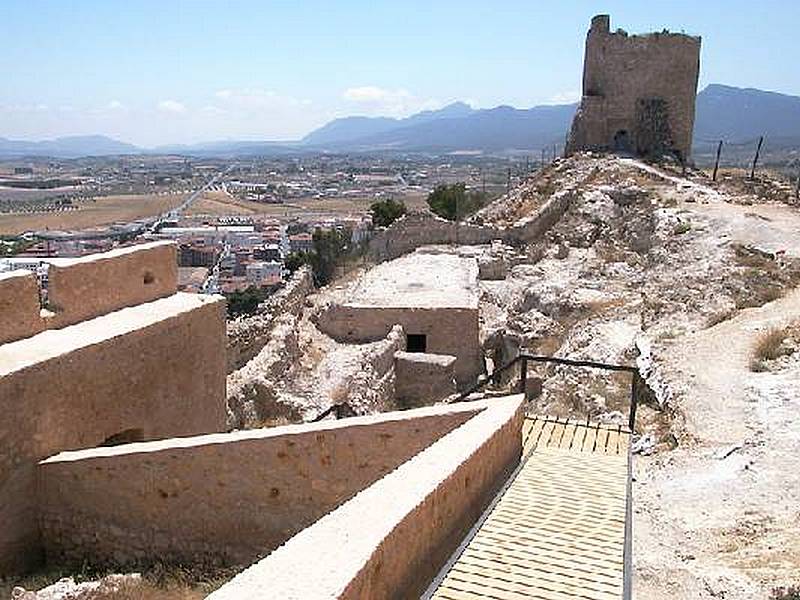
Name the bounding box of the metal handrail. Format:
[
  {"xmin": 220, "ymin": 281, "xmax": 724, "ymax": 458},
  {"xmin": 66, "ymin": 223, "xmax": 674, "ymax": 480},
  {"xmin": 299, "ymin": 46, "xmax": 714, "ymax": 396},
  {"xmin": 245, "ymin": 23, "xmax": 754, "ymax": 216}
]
[
  {"xmin": 455, "ymin": 353, "xmax": 640, "ymax": 431},
  {"xmin": 311, "ymin": 402, "xmax": 357, "ymax": 423}
]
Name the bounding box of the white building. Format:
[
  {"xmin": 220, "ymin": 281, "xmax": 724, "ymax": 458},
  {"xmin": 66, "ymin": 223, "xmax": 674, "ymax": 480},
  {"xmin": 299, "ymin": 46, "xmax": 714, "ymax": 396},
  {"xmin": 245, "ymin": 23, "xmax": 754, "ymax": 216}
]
[{"xmin": 245, "ymin": 261, "xmax": 282, "ymax": 287}]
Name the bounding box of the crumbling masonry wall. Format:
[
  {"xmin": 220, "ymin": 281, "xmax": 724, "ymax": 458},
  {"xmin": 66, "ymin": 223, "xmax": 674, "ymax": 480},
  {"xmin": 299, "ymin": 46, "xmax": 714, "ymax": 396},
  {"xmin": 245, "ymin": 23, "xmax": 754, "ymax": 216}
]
[
  {"xmin": 566, "ymin": 15, "xmax": 701, "ymax": 161},
  {"xmin": 38, "ymin": 406, "xmax": 478, "ymax": 569},
  {"xmin": 226, "ymin": 266, "xmax": 313, "ymax": 373}
]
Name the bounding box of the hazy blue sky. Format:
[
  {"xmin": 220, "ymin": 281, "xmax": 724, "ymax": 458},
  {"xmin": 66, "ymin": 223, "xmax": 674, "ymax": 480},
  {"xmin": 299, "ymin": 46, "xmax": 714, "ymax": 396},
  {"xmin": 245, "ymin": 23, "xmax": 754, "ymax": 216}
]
[{"xmin": 2, "ymin": 0, "xmax": 798, "ymax": 146}]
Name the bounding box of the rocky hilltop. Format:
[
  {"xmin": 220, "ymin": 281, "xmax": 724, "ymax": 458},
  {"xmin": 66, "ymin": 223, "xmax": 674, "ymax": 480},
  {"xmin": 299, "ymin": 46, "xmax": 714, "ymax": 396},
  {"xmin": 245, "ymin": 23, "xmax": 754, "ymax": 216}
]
[{"xmin": 222, "ymin": 152, "xmax": 800, "ymax": 599}]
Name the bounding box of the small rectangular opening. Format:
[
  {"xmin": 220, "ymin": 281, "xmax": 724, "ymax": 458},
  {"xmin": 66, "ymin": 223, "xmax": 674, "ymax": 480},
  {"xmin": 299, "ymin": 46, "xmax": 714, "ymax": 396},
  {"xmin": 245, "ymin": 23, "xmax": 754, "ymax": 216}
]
[{"xmin": 406, "ymin": 333, "xmax": 427, "ymax": 353}]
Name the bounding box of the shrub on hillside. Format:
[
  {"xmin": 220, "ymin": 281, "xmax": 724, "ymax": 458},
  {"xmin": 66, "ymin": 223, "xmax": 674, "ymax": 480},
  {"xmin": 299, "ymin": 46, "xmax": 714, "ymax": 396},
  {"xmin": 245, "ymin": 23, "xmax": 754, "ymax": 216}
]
[{"xmin": 369, "ymin": 198, "xmax": 406, "ymax": 228}]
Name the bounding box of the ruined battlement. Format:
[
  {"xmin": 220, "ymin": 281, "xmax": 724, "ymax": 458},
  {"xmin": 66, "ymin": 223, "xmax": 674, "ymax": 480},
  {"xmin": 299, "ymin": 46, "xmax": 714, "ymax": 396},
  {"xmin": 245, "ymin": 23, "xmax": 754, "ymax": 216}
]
[{"xmin": 567, "ymin": 14, "xmax": 701, "ymax": 162}]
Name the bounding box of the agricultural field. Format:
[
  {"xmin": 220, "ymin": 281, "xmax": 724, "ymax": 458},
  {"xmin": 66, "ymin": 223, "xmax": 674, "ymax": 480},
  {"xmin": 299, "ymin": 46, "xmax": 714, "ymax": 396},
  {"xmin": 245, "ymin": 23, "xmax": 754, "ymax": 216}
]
[
  {"xmin": 0, "ymin": 193, "xmax": 187, "ymax": 235},
  {"xmin": 184, "ymin": 190, "xmax": 430, "ymax": 219}
]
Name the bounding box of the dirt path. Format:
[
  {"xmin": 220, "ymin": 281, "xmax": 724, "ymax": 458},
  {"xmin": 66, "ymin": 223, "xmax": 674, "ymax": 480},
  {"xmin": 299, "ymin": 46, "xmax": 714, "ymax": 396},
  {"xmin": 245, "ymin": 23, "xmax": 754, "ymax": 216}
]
[
  {"xmin": 685, "ymin": 200, "xmax": 800, "ymax": 258},
  {"xmin": 634, "ymin": 285, "xmax": 800, "ymax": 598}
]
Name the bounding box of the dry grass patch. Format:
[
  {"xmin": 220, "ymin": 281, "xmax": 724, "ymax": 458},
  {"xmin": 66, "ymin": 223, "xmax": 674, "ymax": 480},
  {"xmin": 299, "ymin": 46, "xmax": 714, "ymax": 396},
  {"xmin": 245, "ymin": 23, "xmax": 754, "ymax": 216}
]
[
  {"xmin": 731, "ymin": 244, "xmax": 800, "ymax": 309},
  {"xmin": 750, "ymin": 326, "xmax": 795, "ymax": 372}
]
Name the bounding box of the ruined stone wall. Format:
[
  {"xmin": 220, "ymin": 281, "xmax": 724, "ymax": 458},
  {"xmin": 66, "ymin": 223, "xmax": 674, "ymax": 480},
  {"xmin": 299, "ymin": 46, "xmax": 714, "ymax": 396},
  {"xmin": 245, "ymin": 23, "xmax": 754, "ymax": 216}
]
[
  {"xmin": 226, "ymin": 314, "xmax": 302, "ymax": 428},
  {"xmin": 38, "ymin": 407, "xmax": 478, "ymax": 569},
  {"xmin": 512, "ymin": 189, "xmax": 575, "ymax": 241},
  {"xmin": 0, "ymin": 293, "xmax": 226, "ymax": 573},
  {"xmin": 315, "ymin": 325, "xmax": 406, "ymax": 416},
  {"xmin": 394, "ymin": 351, "xmax": 457, "ymax": 408},
  {"xmin": 226, "ymin": 266, "xmax": 313, "ymax": 373},
  {"xmin": 0, "ymin": 270, "xmax": 44, "ymax": 344},
  {"xmin": 567, "ymin": 14, "xmax": 701, "ymax": 161},
  {"xmin": 368, "ymin": 212, "xmax": 511, "ymax": 262},
  {"xmin": 315, "ymin": 305, "xmax": 481, "ymax": 387}
]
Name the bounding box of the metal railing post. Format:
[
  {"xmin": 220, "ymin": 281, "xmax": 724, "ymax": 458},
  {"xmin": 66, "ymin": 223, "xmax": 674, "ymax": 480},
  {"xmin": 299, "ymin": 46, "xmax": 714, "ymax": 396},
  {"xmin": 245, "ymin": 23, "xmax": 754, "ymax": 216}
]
[
  {"xmin": 628, "ymin": 372, "xmax": 638, "ymax": 432},
  {"xmin": 519, "ymin": 356, "xmax": 528, "ymax": 396}
]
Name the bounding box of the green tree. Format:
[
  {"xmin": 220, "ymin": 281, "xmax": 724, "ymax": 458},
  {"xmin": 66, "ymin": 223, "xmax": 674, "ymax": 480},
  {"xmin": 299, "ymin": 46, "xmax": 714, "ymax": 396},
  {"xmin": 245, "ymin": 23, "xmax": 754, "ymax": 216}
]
[
  {"xmin": 369, "ymin": 198, "xmax": 407, "ymax": 228},
  {"xmin": 284, "ymin": 251, "xmax": 310, "ymax": 274},
  {"xmin": 225, "ymin": 286, "xmax": 272, "ymax": 318},
  {"xmin": 426, "ymin": 183, "xmax": 489, "ymax": 221},
  {"xmin": 309, "ymin": 227, "xmax": 351, "ymax": 286}
]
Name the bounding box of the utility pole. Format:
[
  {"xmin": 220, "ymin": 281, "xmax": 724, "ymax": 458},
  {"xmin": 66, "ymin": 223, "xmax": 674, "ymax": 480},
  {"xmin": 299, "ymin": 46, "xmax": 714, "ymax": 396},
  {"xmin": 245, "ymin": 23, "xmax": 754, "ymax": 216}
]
[
  {"xmin": 795, "ymin": 170, "xmax": 800, "ymax": 200},
  {"xmin": 712, "ymin": 140, "xmax": 723, "ymax": 182},
  {"xmin": 552, "ymin": 144, "xmax": 557, "ymax": 163},
  {"xmin": 541, "ymin": 148, "xmax": 545, "ymax": 170},
  {"xmin": 749, "ymin": 136, "xmax": 764, "ymax": 180},
  {"xmin": 506, "ymin": 167, "xmax": 511, "ymax": 193}
]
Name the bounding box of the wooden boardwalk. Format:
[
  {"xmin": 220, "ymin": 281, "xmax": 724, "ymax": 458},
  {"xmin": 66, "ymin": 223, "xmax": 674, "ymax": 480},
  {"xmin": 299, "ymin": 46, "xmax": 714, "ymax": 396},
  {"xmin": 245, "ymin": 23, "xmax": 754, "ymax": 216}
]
[{"xmin": 426, "ymin": 416, "xmax": 631, "ymax": 600}]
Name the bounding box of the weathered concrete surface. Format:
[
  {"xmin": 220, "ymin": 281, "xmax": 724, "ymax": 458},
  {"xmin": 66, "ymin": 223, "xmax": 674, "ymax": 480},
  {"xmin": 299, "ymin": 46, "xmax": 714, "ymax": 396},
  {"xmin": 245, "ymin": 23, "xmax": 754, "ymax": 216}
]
[
  {"xmin": 0, "ymin": 270, "xmax": 43, "ymax": 344},
  {"xmin": 567, "ymin": 14, "xmax": 701, "ymax": 161},
  {"xmin": 207, "ymin": 396, "xmax": 523, "ymax": 600},
  {"xmin": 44, "ymin": 241, "xmax": 178, "ymax": 329},
  {"xmin": 0, "ymin": 292, "xmax": 225, "ymax": 573},
  {"xmin": 394, "ymin": 351, "xmax": 456, "ymax": 408},
  {"xmin": 38, "ymin": 404, "xmax": 478, "ymax": 569}
]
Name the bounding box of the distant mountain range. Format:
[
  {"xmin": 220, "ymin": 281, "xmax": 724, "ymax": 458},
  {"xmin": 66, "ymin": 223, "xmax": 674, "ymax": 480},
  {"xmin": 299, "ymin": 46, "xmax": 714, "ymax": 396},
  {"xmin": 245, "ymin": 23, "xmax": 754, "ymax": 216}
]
[
  {"xmin": 2, "ymin": 85, "xmax": 799, "ymax": 159},
  {"xmin": 0, "ymin": 135, "xmax": 139, "ymax": 159},
  {"xmin": 694, "ymin": 84, "xmax": 800, "ymax": 150}
]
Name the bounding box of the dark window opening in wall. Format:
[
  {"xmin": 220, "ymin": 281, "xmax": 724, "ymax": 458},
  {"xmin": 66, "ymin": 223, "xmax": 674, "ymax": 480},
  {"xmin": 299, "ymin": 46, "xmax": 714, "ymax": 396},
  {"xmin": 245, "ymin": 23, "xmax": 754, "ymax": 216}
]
[
  {"xmin": 406, "ymin": 334, "xmax": 427, "ymax": 353},
  {"xmin": 613, "ymin": 129, "xmax": 631, "ymax": 152},
  {"xmin": 99, "ymin": 428, "xmax": 144, "ymax": 447},
  {"xmin": 143, "ymin": 271, "xmax": 155, "ymax": 285}
]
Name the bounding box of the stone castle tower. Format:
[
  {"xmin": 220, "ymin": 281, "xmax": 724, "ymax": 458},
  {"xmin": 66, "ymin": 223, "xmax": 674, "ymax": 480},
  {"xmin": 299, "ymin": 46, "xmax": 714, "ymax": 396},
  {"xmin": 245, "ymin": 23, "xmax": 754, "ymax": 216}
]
[{"xmin": 566, "ymin": 15, "xmax": 701, "ymax": 162}]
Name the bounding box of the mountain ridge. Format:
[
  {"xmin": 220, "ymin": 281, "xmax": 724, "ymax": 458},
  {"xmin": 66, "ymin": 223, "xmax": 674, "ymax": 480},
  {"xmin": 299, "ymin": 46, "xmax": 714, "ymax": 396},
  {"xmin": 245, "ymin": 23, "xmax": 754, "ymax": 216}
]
[{"xmin": 2, "ymin": 85, "xmax": 799, "ymax": 158}]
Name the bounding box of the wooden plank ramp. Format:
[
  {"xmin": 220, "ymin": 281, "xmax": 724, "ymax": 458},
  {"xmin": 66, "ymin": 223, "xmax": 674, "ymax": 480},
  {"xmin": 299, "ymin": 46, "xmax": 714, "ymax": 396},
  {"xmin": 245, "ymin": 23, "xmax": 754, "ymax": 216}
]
[{"xmin": 426, "ymin": 416, "xmax": 631, "ymax": 600}]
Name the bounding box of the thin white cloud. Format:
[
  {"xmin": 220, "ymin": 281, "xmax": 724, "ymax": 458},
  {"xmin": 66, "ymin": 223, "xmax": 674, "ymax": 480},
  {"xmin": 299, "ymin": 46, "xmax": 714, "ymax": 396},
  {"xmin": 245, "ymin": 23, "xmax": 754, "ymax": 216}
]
[
  {"xmin": 342, "ymin": 86, "xmax": 411, "ymax": 103},
  {"xmin": 157, "ymin": 99, "xmax": 187, "ymax": 114},
  {"xmin": 213, "ymin": 88, "xmax": 301, "ymax": 109},
  {"xmin": 341, "ymin": 86, "xmax": 439, "ymax": 117},
  {"xmin": 108, "ymin": 100, "xmax": 124, "ymax": 110},
  {"xmin": 548, "ymin": 90, "xmax": 581, "ymax": 104}
]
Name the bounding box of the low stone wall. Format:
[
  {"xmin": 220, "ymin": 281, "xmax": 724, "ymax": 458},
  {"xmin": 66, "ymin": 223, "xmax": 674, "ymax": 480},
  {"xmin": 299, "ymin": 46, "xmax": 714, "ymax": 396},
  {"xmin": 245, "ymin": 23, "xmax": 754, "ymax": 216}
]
[
  {"xmin": 0, "ymin": 270, "xmax": 43, "ymax": 344},
  {"xmin": 0, "ymin": 293, "xmax": 225, "ymax": 573},
  {"xmin": 394, "ymin": 351, "xmax": 456, "ymax": 408},
  {"xmin": 367, "ymin": 191, "xmax": 573, "ymax": 263},
  {"xmin": 45, "ymin": 241, "xmax": 177, "ymax": 329},
  {"xmin": 512, "ymin": 188, "xmax": 574, "ymax": 241},
  {"xmin": 368, "ymin": 212, "xmax": 509, "ymax": 262},
  {"xmin": 226, "ymin": 266, "xmax": 313, "ymax": 373},
  {"xmin": 37, "ymin": 404, "xmax": 480, "ymax": 569},
  {"xmin": 208, "ymin": 396, "xmax": 523, "ymax": 600}
]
